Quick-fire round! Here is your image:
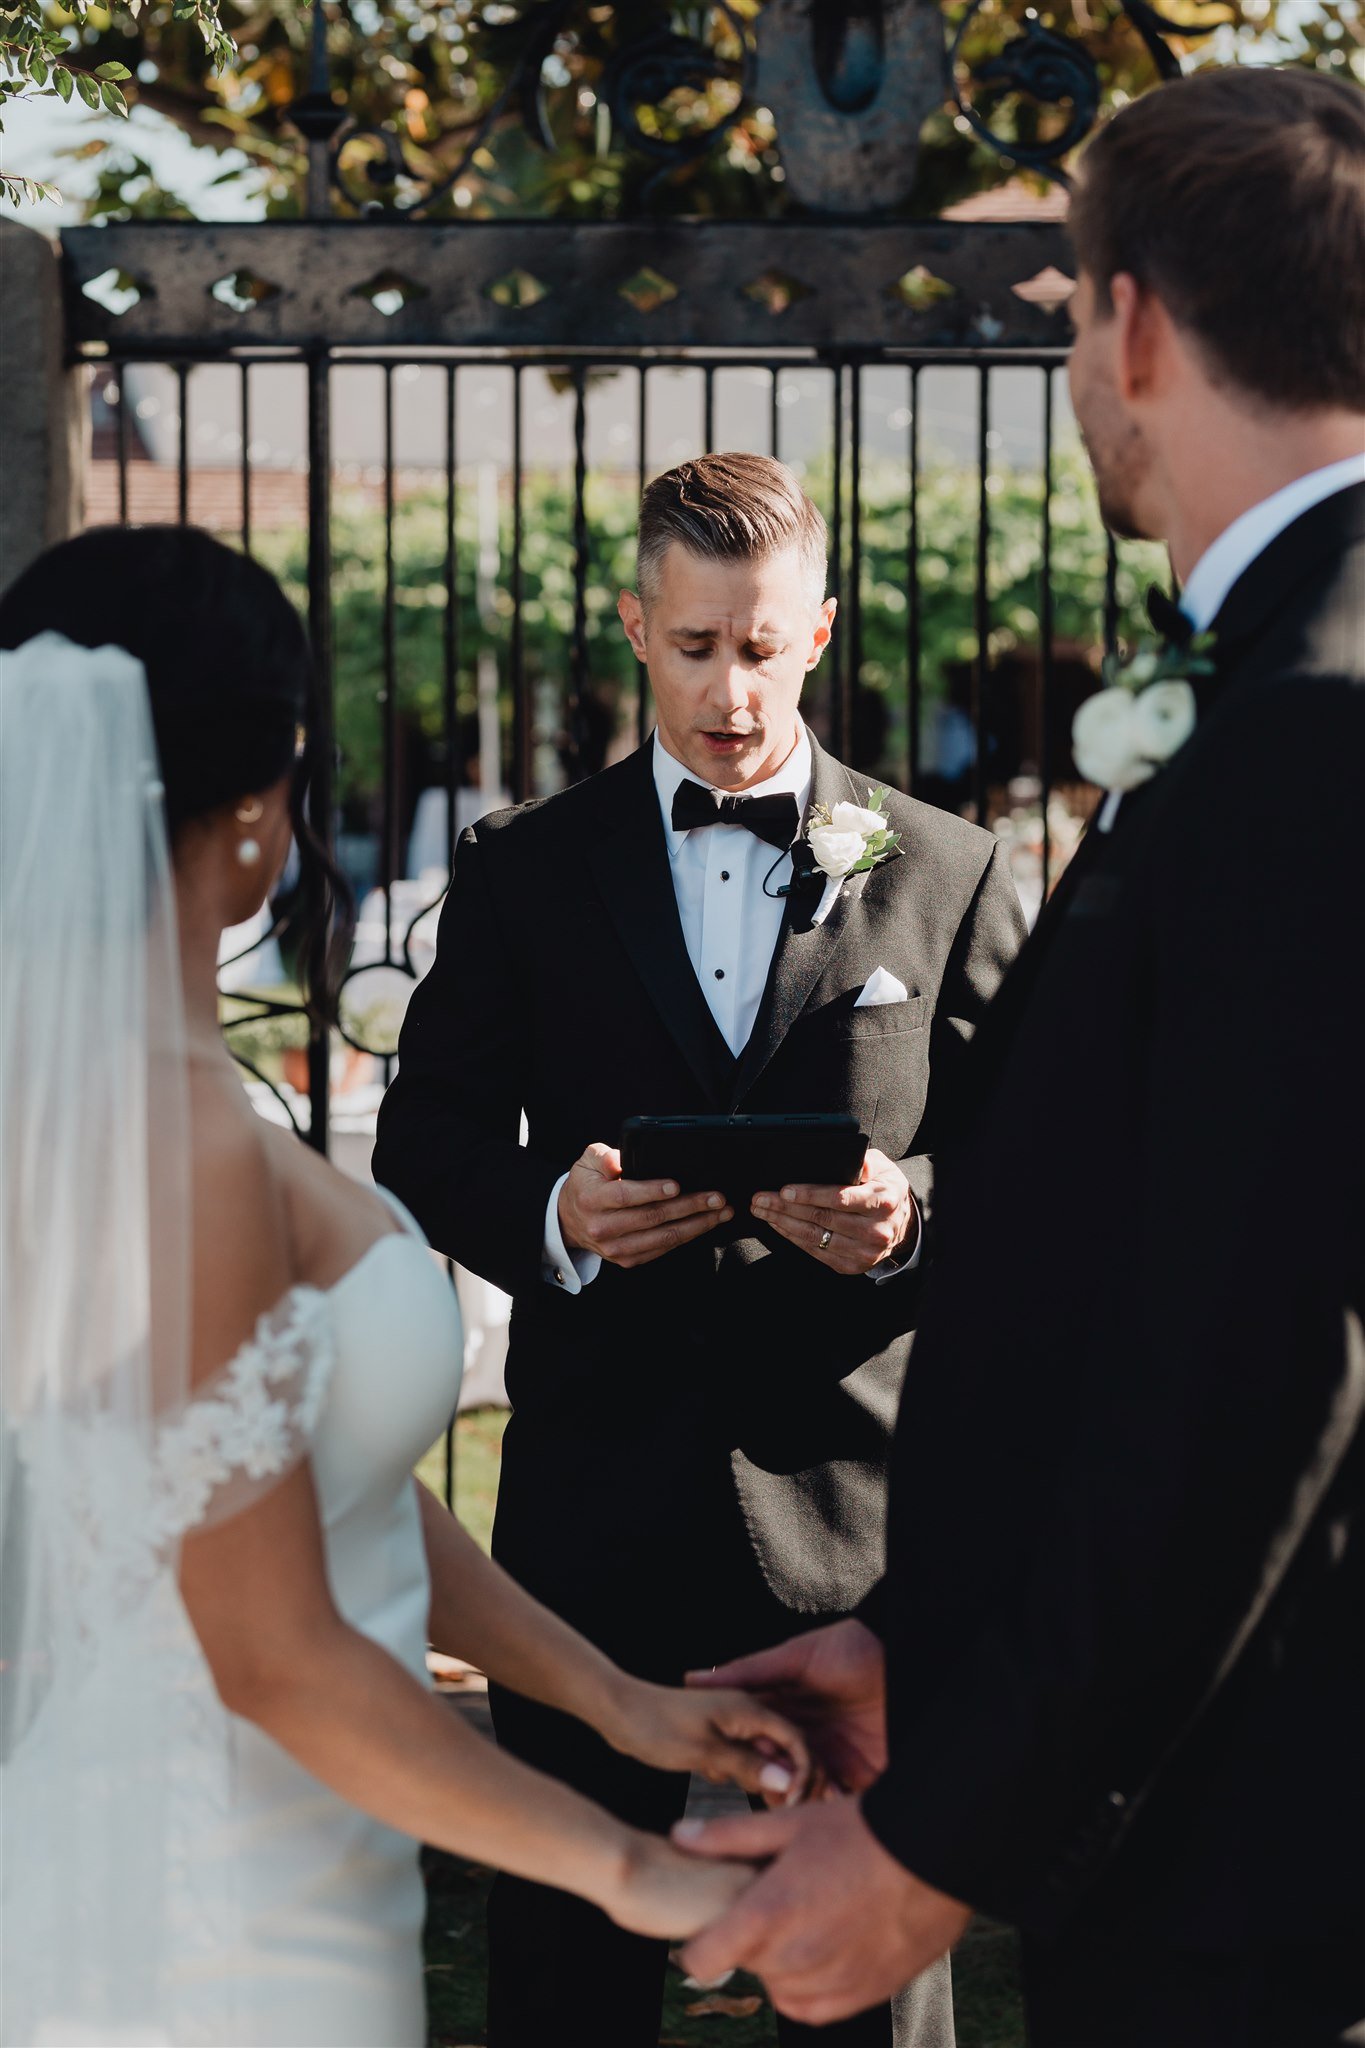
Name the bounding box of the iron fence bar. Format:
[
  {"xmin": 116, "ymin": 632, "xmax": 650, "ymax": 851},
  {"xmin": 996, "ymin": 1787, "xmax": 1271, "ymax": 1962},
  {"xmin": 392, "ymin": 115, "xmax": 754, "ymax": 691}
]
[
  {"xmin": 1039, "ymin": 367, "xmax": 1055, "ymax": 899},
  {"xmin": 444, "ymin": 1406, "xmax": 456, "ymax": 1514},
  {"xmin": 443, "ymin": 364, "xmax": 460, "ymax": 877},
  {"xmin": 239, "ymin": 361, "xmax": 252, "ymax": 556},
  {"xmin": 176, "ymin": 362, "xmax": 189, "ymax": 525},
  {"xmin": 115, "ymin": 362, "xmax": 129, "ymax": 524},
  {"xmin": 973, "ymin": 364, "xmax": 991, "ymax": 826},
  {"xmin": 1103, "ymin": 531, "xmax": 1120, "ymax": 655},
  {"xmin": 769, "ymin": 365, "xmax": 780, "ymax": 461},
  {"xmin": 703, "ymin": 364, "xmax": 715, "ymax": 453},
  {"xmin": 305, "ymin": 347, "xmax": 334, "ymax": 1155},
  {"xmin": 570, "ymin": 365, "xmax": 590, "ymax": 778},
  {"xmin": 829, "ymin": 360, "xmax": 844, "ymax": 757},
  {"xmin": 381, "ymin": 366, "xmax": 398, "ymax": 957},
  {"xmin": 511, "ymin": 365, "xmax": 529, "ymax": 802},
  {"xmin": 846, "ymin": 360, "xmax": 862, "ymax": 774},
  {"xmin": 87, "ymin": 346, "xmax": 1074, "ymax": 373},
  {"xmin": 906, "ymin": 363, "xmax": 920, "ymax": 796},
  {"xmin": 636, "ymin": 366, "xmax": 649, "ymax": 747}
]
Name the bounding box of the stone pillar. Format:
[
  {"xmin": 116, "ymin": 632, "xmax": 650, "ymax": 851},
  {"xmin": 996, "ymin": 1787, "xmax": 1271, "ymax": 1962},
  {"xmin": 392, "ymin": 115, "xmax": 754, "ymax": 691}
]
[{"xmin": 0, "ymin": 219, "xmax": 85, "ymax": 594}]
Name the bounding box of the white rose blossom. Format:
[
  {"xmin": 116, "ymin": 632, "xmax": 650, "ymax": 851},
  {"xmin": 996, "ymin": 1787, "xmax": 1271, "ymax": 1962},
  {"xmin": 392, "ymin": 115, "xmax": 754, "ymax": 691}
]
[
  {"xmin": 808, "ymin": 824, "xmax": 868, "ymax": 878},
  {"xmin": 828, "ymin": 799, "xmax": 886, "ymax": 837},
  {"xmin": 1071, "ymin": 687, "xmax": 1156, "ymax": 793},
  {"xmin": 1130, "ymin": 679, "xmax": 1197, "ymax": 763},
  {"xmin": 1071, "ymin": 631, "xmax": 1213, "ymax": 797}
]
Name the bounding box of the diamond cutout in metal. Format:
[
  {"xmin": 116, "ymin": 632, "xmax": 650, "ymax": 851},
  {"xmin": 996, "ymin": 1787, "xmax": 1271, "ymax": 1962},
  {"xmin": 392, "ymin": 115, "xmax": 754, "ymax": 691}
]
[
  {"xmin": 485, "ymin": 269, "xmax": 550, "ymax": 311},
  {"xmin": 618, "ymin": 267, "xmax": 678, "ymax": 315},
  {"xmin": 1010, "ymin": 266, "xmax": 1076, "ymax": 314},
  {"xmin": 209, "ymin": 269, "xmax": 282, "ymax": 315},
  {"xmin": 742, "ymin": 270, "xmax": 814, "ymax": 317},
  {"xmin": 349, "ymin": 270, "xmax": 429, "ymax": 318},
  {"xmin": 80, "ymin": 267, "xmax": 152, "ymax": 319},
  {"xmin": 892, "ymin": 267, "xmax": 956, "ymax": 312}
]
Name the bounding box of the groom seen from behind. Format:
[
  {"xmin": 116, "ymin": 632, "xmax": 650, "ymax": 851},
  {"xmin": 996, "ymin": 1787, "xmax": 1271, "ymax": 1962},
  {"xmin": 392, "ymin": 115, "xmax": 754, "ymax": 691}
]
[
  {"xmin": 374, "ymin": 453, "xmax": 1025, "ymax": 2048},
  {"xmin": 679, "ymin": 68, "xmax": 1365, "ymax": 2048}
]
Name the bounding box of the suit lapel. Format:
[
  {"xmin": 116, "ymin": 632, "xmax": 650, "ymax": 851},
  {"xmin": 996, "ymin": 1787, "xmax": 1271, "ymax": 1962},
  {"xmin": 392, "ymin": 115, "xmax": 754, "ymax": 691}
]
[
  {"xmin": 730, "ymin": 741, "xmax": 871, "ymax": 1109},
  {"xmin": 586, "ymin": 743, "xmax": 736, "ymax": 1107}
]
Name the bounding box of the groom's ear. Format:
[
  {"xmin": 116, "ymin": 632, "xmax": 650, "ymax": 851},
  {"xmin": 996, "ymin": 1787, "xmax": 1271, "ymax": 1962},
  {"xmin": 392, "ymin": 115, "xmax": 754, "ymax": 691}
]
[{"xmin": 618, "ymin": 588, "xmax": 649, "ymax": 663}]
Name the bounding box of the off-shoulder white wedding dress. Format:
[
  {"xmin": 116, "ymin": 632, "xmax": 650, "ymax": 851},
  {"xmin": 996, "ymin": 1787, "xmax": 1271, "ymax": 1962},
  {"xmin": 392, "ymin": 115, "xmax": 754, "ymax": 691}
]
[{"xmin": 150, "ymin": 1189, "xmax": 462, "ymax": 2048}]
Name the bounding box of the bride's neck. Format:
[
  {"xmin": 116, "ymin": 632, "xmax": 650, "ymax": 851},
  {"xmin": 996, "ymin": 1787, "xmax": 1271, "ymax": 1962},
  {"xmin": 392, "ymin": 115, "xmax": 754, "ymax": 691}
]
[{"xmin": 174, "ymin": 869, "xmax": 239, "ymax": 1065}]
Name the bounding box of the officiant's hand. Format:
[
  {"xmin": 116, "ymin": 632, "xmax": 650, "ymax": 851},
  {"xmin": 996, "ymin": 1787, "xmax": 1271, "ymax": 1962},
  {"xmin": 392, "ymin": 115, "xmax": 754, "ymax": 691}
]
[
  {"xmin": 751, "ymin": 1149, "xmax": 917, "ymax": 1275},
  {"xmin": 559, "ymin": 1143, "xmax": 733, "ymax": 1269},
  {"xmin": 671, "ymin": 1796, "xmax": 971, "ymax": 2025},
  {"xmin": 602, "ymin": 1675, "xmax": 810, "ymax": 1806},
  {"xmin": 687, "ymin": 1619, "xmax": 886, "ymax": 1799}
]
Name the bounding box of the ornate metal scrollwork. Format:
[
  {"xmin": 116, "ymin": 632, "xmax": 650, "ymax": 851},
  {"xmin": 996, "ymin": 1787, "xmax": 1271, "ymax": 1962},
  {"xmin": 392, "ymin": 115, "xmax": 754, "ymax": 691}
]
[
  {"xmin": 950, "ymin": 0, "xmax": 1223, "ymax": 185},
  {"xmin": 326, "ymin": 1, "xmax": 752, "ymax": 218}
]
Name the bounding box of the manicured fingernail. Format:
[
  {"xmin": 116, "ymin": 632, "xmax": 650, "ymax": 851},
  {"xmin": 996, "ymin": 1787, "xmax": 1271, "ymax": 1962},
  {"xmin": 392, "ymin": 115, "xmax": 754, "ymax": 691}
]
[
  {"xmin": 708, "ymin": 1193, "xmax": 724, "ymax": 1209},
  {"xmin": 782, "ymin": 1187, "xmax": 796, "ymax": 1202},
  {"xmin": 683, "ymin": 1971, "xmax": 736, "ymax": 1991},
  {"xmin": 760, "ymin": 1763, "xmax": 793, "ymax": 1793},
  {"xmin": 673, "ymin": 1818, "xmax": 704, "ymax": 1841},
  {"xmin": 663, "ymin": 1182, "xmax": 679, "ymax": 1198},
  {"xmin": 753, "ymin": 1194, "xmax": 771, "ymax": 1210},
  {"xmin": 720, "ymin": 1208, "xmax": 734, "ymax": 1223}
]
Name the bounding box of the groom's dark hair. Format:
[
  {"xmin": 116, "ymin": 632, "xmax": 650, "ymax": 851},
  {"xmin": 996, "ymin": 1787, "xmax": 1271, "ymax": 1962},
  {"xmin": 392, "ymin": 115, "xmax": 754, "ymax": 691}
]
[
  {"xmin": 636, "ymin": 452, "xmax": 828, "ymax": 610},
  {"xmin": 1070, "ymin": 67, "xmax": 1365, "ymax": 412}
]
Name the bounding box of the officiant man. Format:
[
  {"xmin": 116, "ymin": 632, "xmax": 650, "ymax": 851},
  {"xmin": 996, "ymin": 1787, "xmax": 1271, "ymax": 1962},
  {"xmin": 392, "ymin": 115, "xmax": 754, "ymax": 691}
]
[
  {"xmin": 374, "ymin": 451, "xmax": 1024, "ymax": 2048},
  {"xmin": 676, "ymin": 71, "xmax": 1365, "ymax": 2048}
]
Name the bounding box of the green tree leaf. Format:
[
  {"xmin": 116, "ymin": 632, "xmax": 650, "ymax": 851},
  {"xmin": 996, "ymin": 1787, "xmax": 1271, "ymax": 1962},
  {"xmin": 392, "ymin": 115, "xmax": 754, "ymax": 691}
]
[
  {"xmin": 53, "ymin": 65, "xmax": 73, "ymax": 103},
  {"xmin": 75, "ymin": 71, "xmax": 102, "ymax": 110}
]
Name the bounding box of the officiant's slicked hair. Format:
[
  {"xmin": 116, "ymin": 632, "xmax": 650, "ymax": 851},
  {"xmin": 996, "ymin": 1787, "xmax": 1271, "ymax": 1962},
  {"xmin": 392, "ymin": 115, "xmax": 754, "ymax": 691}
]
[
  {"xmin": 1070, "ymin": 68, "xmax": 1365, "ymax": 413},
  {"xmin": 636, "ymin": 453, "xmax": 828, "ymax": 611}
]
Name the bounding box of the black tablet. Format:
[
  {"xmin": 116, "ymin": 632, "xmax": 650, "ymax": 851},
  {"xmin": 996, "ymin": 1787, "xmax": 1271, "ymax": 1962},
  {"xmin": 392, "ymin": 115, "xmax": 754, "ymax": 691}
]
[{"xmin": 621, "ymin": 1113, "xmax": 868, "ymax": 1210}]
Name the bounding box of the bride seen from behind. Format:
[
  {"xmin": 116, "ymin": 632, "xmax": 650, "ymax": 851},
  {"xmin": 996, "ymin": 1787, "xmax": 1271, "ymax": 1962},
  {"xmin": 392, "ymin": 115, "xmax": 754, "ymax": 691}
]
[{"xmin": 0, "ymin": 527, "xmax": 798, "ymax": 2048}]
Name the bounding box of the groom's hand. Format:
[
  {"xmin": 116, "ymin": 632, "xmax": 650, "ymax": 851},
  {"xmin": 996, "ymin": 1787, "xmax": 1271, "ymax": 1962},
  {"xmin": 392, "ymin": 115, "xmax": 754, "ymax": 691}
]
[
  {"xmin": 687, "ymin": 1619, "xmax": 887, "ymax": 1797},
  {"xmin": 751, "ymin": 1149, "xmax": 917, "ymax": 1276},
  {"xmin": 672, "ymin": 1797, "xmax": 972, "ymax": 2027},
  {"xmin": 558, "ymin": 1143, "xmax": 733, "ymax": 1270}
]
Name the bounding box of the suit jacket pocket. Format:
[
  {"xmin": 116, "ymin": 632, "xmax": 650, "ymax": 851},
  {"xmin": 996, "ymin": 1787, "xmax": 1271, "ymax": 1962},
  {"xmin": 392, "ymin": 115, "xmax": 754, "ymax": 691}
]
[{"xmin": 833, "ymin": 995, "xmax": 928, "ymax": 1039}]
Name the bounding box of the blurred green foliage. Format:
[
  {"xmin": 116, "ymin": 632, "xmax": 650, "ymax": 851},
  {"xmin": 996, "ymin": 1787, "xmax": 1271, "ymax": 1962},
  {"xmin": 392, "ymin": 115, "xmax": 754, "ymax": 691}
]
[{"xmin": 248, "ymin": 438, "xmax": 1165, "ymax": 809}]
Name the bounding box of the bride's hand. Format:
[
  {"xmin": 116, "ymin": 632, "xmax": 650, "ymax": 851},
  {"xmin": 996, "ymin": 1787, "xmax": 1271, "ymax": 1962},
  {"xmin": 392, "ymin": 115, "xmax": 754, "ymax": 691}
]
[
  {"xmin": 603, "ymin": 1678, "xmax": 810, "ymax": 1805},
  {"xmin": 607, "ymin": 1830, "xmax": 758, "ymax": 1941}
]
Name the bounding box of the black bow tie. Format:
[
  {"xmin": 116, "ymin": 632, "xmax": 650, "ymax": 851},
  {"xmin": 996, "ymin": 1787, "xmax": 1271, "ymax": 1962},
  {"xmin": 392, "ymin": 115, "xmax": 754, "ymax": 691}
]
[
  {"xmin": 670, "ymin": 778, "xmax": 800, "ymax": 852},
  {"xmin": 1146, "ymin": 583, "xmax": 1195, "ymax": 649}
]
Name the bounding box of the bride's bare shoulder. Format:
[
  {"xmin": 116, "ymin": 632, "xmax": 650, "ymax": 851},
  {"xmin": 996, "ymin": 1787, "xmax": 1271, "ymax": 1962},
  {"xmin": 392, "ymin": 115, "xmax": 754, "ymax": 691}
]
[{"xmin": 187, "ymin": 1072, "xmax": 295, "ymax": 1387}]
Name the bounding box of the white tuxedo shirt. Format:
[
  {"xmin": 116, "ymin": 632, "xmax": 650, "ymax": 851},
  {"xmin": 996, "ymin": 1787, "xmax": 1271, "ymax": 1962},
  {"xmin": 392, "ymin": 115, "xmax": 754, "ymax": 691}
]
[{"xmin": 542, "ymin": 724, "xmax": 920, "ymax": 1292}]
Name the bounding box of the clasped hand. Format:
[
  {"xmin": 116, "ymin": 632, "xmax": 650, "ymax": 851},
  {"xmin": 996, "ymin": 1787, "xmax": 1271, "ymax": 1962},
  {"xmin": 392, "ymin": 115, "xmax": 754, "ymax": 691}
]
[{"xmin": 667, "ymin": 1620, "xmax": 970, "ymax": 2023}]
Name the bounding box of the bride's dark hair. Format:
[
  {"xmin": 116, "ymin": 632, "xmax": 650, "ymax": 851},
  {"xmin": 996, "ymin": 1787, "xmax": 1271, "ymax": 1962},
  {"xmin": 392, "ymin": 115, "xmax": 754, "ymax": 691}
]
[{"xmin": 0, "ymin": 525, "xmax": 353, "ymax": 1020}]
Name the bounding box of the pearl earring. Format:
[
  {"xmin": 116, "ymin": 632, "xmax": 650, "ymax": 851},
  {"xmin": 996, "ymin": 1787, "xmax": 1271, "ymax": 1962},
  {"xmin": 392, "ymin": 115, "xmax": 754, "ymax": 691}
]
[{"xmin": 234, "ymin": 796, "xmax": 264, "ymax": 870}]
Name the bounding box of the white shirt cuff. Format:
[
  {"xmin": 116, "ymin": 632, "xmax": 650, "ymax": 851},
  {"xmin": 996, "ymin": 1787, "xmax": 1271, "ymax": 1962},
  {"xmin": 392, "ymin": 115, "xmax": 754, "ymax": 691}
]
[
  {"xmin": 542, "ymin": 1172, "xmax": 602, "ymax": 1294},
  {"xmin": 868, "ymin": 1194, "xmax": 923, "ymax": 1284}
]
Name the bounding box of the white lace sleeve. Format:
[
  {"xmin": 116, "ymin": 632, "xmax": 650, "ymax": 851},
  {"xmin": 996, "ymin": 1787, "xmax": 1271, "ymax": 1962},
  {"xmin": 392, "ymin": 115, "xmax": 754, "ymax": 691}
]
[{"xmin": 151, "ymin": 1286, "xmax": 337, "ymax": 1543}]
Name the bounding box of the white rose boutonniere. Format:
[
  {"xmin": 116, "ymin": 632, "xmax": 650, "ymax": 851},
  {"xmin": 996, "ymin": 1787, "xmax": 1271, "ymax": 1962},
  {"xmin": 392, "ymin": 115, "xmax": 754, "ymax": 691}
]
[
  {"xmin": 1072, "ymin": 634, "xmax": 1215, "ymax": 794},
  {"xmin": 803, "ymin": 788, "xmax": 901, "ymax": 924}
]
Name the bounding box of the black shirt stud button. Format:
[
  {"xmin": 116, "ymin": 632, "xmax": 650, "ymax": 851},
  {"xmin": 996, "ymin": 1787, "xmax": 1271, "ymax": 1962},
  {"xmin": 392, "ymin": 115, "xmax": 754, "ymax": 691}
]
[{"xmin": 715, "ymin": 968, "xmax": 725, "ymax": 980}]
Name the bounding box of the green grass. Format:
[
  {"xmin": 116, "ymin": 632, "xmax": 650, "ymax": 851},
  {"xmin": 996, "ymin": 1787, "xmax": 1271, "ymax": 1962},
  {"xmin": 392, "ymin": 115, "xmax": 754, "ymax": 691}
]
[
  {"xmin": 416, "ymin": 1406, "xmax": 508, "ymax": 1555},
  {"xmin": 417, "ymin": 1411, "xmax": 1025, "ymax": 2044}
]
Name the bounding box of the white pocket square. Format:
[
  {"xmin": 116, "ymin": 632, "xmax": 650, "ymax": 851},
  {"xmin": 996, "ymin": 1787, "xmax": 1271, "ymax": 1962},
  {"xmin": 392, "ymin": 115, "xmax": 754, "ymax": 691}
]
[{"xmin": 854, "ymin": 966, "xmax": 909, "ymax": 1009}]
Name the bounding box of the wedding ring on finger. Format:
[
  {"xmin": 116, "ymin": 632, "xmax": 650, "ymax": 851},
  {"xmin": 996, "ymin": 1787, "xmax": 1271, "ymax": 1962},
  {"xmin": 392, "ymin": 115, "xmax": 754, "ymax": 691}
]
[{"xmin": 819, "ymin": 1228, "xmax": 833, "ymax": 1251}]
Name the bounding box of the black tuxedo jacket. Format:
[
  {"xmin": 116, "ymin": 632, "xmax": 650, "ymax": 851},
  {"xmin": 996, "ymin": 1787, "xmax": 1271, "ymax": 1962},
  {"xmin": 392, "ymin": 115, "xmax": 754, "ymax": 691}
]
[
  {"xmin": 374, "ymin": 737, "xmax": 1023, "ymax": 1654},
  {"xmin": 862, "ymin": 484, "xmax": 1365, "ymax": 1949}
]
